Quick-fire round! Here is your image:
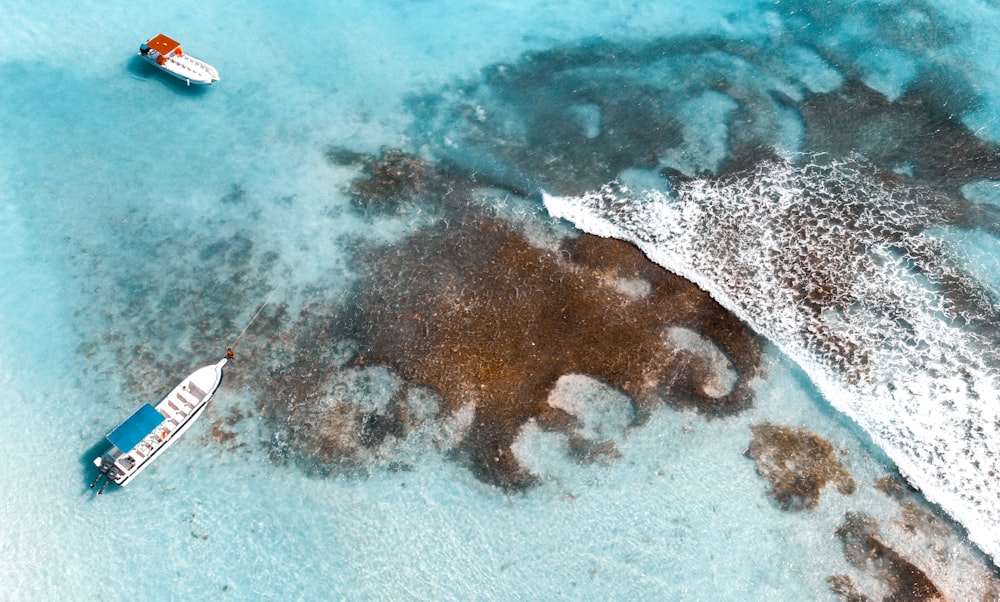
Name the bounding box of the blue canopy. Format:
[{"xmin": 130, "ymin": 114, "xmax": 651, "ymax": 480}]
[{"xmin": 107, "ymin": 403, "xmax": 164, "ymax": 452}]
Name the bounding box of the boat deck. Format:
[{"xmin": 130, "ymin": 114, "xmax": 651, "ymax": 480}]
[{"xmin": 158, "ymin": 54, "xmax": 219, "ymax": 83}]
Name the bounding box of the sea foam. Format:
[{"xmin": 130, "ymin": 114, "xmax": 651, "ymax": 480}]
[{"xmin": 544, "ymin": 155, "xmax": 1000, "ymax": 563}]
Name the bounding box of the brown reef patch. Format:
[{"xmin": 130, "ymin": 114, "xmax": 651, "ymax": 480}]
[
  {"xmin": 203, "ymin": 405, "xmax": 252, "ymax": 450},
  {"xmin": 209, "ymin": 420, "xmax": 239, "ymax": 444},
  {"xmin": 328, "ymin": 198, "xmax": 762, "ymax": 489},
  {"xmin": 875, "ymin": 474, "xmax": 908, "ymax": 500},
  {"xmin": 830, "ymin": 512, "xmax": 946, "ymax": 602},
  {"xmin": 260, "ymin": 334, "xmax": 414, "ymax": 474},
  {"xmin": 745, "ymin": 423, "xmax": 855, "ymax": 511},
  {"xmin": 827, "ymin": 574, "xmax": 874, "ymax": 602},
  {"xmin": 335, "ymin": 147, "xmax": 445, "ymax": 215}
]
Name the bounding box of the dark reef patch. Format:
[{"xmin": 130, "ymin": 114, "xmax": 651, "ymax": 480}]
[
  {"xmin": 336, "ymin": 147, "xmax": 448, "ymax": 216},
  {"xmin": 566, "ymin": 433, "xmax": 620, "ymax": 466},
  {"xmin": 256, "ymin": 322, "xmax": 422, "ymax": 476},
  {"xmin": 830, "ymin": 512, "xmax": 945, "ymax": 602},
  {"xmin": 220, "ymin": 183, "xmax": 249, "ymax": 205},
  {"xmin": 409, "ymin": 35, "xmax": 1000, "ymax": 229},
  {"xmin": 745, "ymin": 423, "xmax": 855, "ymax": 511},
  {"xmin": 261, "ymin": 27, "xmax": 1000, "ymax": 492},
  {"xmin": 409, "ymin": 36, "xmax": 794, "ymax": 195},
  {"xmin": 798, "ymin": 77, "xmax": 1000, "ymax": 190},
  {"xmin": 203, "ymin": 406, "xmax": 251, "ymax": 450},
  {"xmin": 775, "ymin": 0, "xmax": 957, "ymax": 56},
  {"xmin": 406, "ymin": 33, "xmax": 1000, "ymax": 395},
  {"xmin": 875, "ymin": 472, "xmax": 1000, "ymax": 578},
  {"xmin": 331, "ymin": 145, "xmax": 523, "ymax": 217},
  {"xmin": 253, "ymin": 30, "xmax": 1000, "ymax": 492}
]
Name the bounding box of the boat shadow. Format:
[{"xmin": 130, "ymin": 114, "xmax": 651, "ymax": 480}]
[{"xmin": 125, "ymin": 56, "xmax": 214, "ymax": 97}]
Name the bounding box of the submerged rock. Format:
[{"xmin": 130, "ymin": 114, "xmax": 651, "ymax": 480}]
[{"xmin": 745, "ymin": 423, "xmax": 855, "ymax": 511}]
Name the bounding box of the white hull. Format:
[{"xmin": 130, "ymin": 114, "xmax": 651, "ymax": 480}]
[
  {"xmin": 140, "ymin": 53, "xmax": 219, "ymax": 86},
  {"xmin": 92, "ymin": 358, "xmax": 226, "ymax": 492}
]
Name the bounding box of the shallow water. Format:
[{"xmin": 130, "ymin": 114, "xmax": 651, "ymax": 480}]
[{"xmin": 2, "ymin": 0, "xmax": 999, "ymax": 599}]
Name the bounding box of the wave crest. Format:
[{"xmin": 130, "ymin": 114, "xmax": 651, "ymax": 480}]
[{"xmin": 545, "ymin": 155, "xmax": 1000, "ymax": 562}]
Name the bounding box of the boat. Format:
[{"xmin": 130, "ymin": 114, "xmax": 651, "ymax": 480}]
[
  {"xmin": 90, "ymin": 358, "xmax": 228, "ymax": 493},
  {"xmin": 138, "ymin": 34, "xmax": 219, "ymax": 85}
]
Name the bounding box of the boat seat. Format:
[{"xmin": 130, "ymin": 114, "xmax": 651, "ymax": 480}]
[
  {"xmin": 187, "ymin": 382, "xmax": 208, "ymax": 402},
  {"xmin": 176, "ymin": 392, "xmax": 196, "ymax": 409},
  {"xmin": 167, "ymin": 399, "xmax": 188, "ymax": 418}
]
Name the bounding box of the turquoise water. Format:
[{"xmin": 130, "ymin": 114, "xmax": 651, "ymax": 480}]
[{"xmin": 2, "ymin": 0, "xmax": 999, "ymax": 599}]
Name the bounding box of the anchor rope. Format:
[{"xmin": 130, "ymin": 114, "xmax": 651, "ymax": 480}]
[{"xmin": 228, "ymin": 286, "xmax": 281, "ymax": 354}]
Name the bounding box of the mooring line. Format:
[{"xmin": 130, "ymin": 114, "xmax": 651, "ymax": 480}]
[{"xmin": 227, "ymin": 286, "xmax": 281, "ymax": 358}]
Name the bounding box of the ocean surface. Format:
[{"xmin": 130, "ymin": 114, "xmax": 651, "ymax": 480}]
[{"xmin": 2, "ymin": 0, "xmax": 999, "ymax": 599}]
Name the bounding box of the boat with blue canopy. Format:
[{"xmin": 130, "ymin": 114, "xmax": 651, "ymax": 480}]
[{"xmin": 90, "ymin": 358, "xmax": 227, "ymax": 493}]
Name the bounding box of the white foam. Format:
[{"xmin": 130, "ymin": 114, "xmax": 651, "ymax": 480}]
[{"xmin": 544, "ymin": 155, "xmax": 1000, "ymax": 563}]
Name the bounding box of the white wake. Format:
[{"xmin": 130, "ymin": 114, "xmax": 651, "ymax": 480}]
[{"xmin": 544, "ymin": 156, "xmax": 1000, "ymax": 562}]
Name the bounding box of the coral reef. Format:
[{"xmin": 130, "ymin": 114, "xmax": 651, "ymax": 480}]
[
  {"xmin": 77, "ymin": 203, "xmax": 281, "ymax": 403},
  {"xmin": 745, "ymin": 423, "xmax": 855, "ymax": 511},
  {"xmin": 84, "ymin": 28, "xmax": 1000, "ymax": 501},
  {"xmin": 330, "ymin": 146, "xmax": 448, "ymax": 215},
  {"xmin": 334, "ymin": 197, "xmax": 761, "ymax": 488},
  {"xmin": 411, "ymin": 36, "xmax": 1000, "ymax": 232},
  {"xmin": 64, "ymin": 15, "xmax": 1000, "ymax": 598},
  {"xmin": 870, "ymin": 473, "xmax": 1000, "ymax": 597},
  {"xmin": 540, "ymin": 374, "xmax": 635, "ymax": 468}
]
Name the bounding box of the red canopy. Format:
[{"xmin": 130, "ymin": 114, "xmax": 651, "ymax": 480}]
[{"xmin": 146, "ymin": 33, "xmax": 182, "ymax": 56}]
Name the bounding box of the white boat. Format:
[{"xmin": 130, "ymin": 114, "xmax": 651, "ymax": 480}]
[
  {"xmin": 91, "ymin": 358, "xmax": 227, "ymax": 493},
  {"xmin": 139, "ymin": 34, "xmax": 219, "ymax": 85}
]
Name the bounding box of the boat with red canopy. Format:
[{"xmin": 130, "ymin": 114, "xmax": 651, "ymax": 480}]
[{"xmin": 139, "ymin": 34, "xmax": 219, "ymax": 85}]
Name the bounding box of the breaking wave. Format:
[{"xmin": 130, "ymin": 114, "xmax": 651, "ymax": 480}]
[{"xmin": 544, "ymin": 155, "xmax": 1000, "ymax": 562}]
